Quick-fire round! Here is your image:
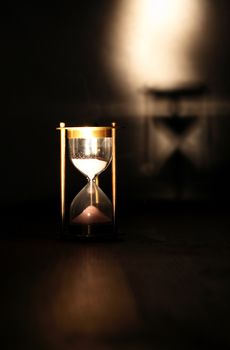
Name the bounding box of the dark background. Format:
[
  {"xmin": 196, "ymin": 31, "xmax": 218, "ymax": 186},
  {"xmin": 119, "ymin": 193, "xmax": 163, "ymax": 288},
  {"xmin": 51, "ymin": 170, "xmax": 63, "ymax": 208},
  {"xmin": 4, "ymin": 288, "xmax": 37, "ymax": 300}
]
[
  {"xmin": 1, "ymin": 3, "xmax": 230, "ymax": 349},
  {"xmin": 1, "ymin": 0, "xmax": 230, "ymax": 221}
]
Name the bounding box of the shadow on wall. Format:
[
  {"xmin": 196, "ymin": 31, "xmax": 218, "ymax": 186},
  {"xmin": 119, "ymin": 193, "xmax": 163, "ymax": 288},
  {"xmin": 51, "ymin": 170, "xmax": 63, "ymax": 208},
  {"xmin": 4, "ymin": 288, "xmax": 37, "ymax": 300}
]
[{"xmin": 117, "ymin": 84, "xmax": 230, "ymax": 203}]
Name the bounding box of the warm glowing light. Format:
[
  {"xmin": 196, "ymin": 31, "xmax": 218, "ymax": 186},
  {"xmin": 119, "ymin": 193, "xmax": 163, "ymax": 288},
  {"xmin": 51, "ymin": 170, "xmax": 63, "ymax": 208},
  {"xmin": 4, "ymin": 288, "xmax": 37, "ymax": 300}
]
[
  {"xmin": 83, "ymin": 128, "xmax": 95, "ymax": 139},
  {"xmin": 107, "ymin": 0, "xmax": 206, "ymax": 92}
]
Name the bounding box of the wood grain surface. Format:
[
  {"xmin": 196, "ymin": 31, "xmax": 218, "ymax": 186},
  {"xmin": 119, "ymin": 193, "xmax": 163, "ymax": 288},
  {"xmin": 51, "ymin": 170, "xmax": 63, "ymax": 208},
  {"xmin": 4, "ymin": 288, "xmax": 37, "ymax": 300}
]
[{"xmin": 1, "ymin": 203, "xmax": 230, "ymax": 349}]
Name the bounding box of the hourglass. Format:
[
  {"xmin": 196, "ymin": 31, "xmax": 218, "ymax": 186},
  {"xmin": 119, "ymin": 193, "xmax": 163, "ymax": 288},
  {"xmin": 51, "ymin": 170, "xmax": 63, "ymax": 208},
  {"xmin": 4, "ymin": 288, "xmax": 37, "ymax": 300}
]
[{"xmin": 58, "ymin": 122, "xmax": 117, "ymax": 238}]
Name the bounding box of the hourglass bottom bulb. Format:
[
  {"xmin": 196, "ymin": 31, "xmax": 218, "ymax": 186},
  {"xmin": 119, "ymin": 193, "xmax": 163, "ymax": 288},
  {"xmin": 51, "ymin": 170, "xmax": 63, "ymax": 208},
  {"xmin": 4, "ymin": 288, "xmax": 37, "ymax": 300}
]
[{"xmin": 68, "ymin": 181, "xmax": 114, "ymax": 237}]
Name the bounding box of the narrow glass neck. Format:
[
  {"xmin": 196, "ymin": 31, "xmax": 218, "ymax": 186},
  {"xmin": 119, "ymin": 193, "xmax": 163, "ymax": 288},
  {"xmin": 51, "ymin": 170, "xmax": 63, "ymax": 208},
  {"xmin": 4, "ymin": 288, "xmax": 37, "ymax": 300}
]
[{"xmin": 87, "ymin": 176, "xmax": 96, "ymax": 182}]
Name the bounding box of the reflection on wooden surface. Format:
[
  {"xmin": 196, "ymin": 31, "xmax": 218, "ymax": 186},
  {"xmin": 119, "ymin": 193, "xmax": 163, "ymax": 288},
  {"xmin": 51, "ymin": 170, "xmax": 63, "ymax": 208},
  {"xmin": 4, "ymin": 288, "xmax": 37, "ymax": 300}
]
[
  {"xmin": 1, "ymin": 205, "xmax": 230, "ymax": 350},
  {"xmin": 32, "ymin": 245, "xmax": 140, "ymax": 349}
]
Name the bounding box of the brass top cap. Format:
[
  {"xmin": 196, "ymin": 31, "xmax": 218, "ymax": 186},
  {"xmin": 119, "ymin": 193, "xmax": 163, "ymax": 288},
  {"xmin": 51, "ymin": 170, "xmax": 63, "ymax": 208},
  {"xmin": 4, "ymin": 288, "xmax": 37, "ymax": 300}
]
[{"xmin": 66, "ymin": 126, "xmax": 112, "ymax": 138}]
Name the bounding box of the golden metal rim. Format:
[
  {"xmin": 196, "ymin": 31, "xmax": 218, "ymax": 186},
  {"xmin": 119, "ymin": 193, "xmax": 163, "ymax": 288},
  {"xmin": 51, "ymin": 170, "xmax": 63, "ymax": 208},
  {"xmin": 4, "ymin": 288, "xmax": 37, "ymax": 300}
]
[
  {"xmin": 57, "ymin": 126, "xmax": 113, "ymax": 130},
  {"xmin": 65, "ymin": 126, "xmax": 113, "ymax": 138}
]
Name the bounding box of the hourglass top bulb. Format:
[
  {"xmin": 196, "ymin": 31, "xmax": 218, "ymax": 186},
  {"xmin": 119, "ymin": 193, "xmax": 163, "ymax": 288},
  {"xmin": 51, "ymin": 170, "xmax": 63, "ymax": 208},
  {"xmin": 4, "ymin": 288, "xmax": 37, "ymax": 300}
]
[{"xmin": 67, "ymin": 127, "xmax": 113, "ymax": 180}]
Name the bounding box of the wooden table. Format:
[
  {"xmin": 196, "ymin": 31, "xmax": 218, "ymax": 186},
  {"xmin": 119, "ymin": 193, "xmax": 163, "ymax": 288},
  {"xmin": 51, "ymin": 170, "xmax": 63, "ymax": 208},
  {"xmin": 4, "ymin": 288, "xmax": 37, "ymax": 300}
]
[{"xmin": 1, "ymin": 201, "xmax": 230, "ymax": 349}]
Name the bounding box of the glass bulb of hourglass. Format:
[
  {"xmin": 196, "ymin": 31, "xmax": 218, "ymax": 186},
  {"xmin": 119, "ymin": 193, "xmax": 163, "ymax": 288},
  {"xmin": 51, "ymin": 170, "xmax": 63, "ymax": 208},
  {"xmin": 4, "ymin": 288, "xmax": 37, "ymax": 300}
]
[
  {"xmin": 70, "ymin": 182, "xmax": 112, "ymax": 225},
  {"xmin": 69, "ymin": 136, "xmax": 112, "ymax": 180},
  {"xmin": 68, "ymin": 134, "xmax": 113, "ymax": 235}
]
